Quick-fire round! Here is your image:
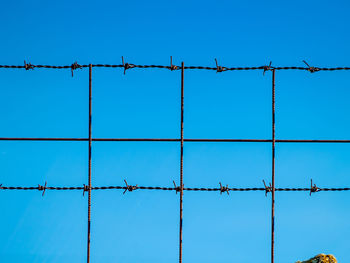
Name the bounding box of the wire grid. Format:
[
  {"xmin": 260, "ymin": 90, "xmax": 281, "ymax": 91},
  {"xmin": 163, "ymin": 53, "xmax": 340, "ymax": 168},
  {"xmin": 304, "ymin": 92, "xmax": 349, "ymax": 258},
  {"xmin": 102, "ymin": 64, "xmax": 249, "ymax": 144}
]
[{"xmin": 1, "ymin": 59, "xmax": 350, "ymax": 263}]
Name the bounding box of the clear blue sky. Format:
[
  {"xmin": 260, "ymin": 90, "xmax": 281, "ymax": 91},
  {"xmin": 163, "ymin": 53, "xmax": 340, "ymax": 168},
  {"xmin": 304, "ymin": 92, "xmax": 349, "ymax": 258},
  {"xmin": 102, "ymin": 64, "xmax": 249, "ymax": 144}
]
[{"xmin": 1, "ymin": 0, "xmax": 350, "ymax": 262}]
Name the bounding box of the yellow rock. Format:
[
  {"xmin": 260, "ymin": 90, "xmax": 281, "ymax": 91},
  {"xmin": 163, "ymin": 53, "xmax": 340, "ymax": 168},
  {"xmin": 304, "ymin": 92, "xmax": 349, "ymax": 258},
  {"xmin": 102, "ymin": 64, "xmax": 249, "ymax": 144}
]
[{"xmin": 296, "ymin": 254, "xmax": 337, "ymax": 263}]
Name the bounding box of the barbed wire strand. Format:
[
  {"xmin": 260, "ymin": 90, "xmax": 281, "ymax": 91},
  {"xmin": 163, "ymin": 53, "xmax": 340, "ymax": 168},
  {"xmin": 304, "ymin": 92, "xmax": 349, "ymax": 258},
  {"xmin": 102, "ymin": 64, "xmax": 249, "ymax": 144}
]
[
  {"xmin": 1, "ymin": 183, "xmax": 349, "ymax": 192},
  {"xmin": 1, "ymin": 59, "xmax": 350, "ymax": 72}
]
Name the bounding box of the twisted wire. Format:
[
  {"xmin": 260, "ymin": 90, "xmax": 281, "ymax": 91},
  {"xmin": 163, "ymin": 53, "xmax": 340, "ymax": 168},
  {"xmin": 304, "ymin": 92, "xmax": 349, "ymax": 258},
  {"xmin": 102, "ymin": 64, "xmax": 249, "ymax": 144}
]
[
  {"xmin": 1, "ymin": 185, "xmax": 349, "ymax": 192},
  {"xmin": 1, "ymin": 64, "xmax": 350, "ymax": 71}
]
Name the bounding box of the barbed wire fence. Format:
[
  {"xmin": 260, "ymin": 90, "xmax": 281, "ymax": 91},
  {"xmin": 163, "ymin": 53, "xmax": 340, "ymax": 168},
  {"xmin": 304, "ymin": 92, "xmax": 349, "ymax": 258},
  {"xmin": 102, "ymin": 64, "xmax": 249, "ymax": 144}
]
[{"xmin": 1, "ymin": 57, "xmax": 350, "ymax": 263}]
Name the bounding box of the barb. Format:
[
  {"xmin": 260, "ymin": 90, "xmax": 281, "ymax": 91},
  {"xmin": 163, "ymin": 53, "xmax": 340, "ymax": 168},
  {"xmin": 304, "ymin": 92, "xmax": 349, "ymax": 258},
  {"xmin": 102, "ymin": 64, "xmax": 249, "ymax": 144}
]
[
  {"xmin": 173, "ymin": 180, "xmax": 182, "ymax": 194},
  {"xmin": 263, "ymin": 180, "xmax": 272, "ymax": 196},
  {"xmin": 38, "ymin": 181, "xmax": 47, "ymax": 196},
  {"xmin": 303, "ymin": 60, "xmax": 320, "ymax": 73},
  {"xmin": 123, "ymin": 180, "xmax": 138, "ymax": 194},
  {"xmin": 24, "ymin": 60, "xmax": 34, "ymax": 70},
  {"xmin": 170, "ymin": 56, "xmax": 178, "ymax": 71},
  {"xmin": 310, "ymin": 179, "xmax": 321, "ymax": 196},
  {"xmin": 121, "ymin": 56, "xmax": 135, "ymax": 75},
  {"xmin": 71, "ymin": 62, "xmax": 82, "ymax": 77},
  {"xmin": 215, "ymin": 58, "xmax": 226, "ymax": 73},
  {"xmin": 263, "ymin": 61, "xmax": 272, "ymax": 75},
  {"xmin": 83, "ymin": 184, "xmax": 90, "ymax": 196},
  {"xmin": 219, "ymin": 182, "xmax": 230, "ymax": 195}
]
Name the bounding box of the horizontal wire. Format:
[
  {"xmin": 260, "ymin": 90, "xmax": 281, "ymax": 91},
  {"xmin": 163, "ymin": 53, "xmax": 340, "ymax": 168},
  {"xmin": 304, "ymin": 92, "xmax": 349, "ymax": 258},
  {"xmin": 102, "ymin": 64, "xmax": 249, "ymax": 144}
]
[
  {"xmin": 2, "ymin": 138, "xmax": 350, "ymax": 143},
  {"xmin": 1, "ymin": 64, "xmax": 350, "ymax": 71},
  {"xmin": 1, "ymin": 185, "xmax": 349, "ymax": 192}
]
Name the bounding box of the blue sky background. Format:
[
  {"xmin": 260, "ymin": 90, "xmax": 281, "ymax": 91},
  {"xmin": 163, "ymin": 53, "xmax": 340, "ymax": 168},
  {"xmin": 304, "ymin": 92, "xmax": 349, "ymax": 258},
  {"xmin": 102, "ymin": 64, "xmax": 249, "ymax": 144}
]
[{"xmin": 1, "ymin": 0, "xmax": 350, "ymax": 262}]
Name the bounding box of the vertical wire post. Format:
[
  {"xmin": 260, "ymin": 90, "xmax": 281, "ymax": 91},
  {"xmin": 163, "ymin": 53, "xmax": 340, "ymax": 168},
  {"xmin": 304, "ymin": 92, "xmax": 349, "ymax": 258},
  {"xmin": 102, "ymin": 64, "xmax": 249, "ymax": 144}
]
[
  {"xmin": 179, "ymin": 62, "xmax": 184, "ymax": 263},
  {"xmin": 87, "ymin": 64, "xmax": 92, "ymax": 263},
  {"xmin": 271, "ymin": 69, "xmax": 276, "ymax": 263}
]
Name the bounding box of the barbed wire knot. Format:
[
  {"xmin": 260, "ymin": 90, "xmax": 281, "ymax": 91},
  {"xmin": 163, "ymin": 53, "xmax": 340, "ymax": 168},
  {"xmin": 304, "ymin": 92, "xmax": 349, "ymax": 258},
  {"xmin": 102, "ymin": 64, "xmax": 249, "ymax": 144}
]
[
  {"xmin": 263, "ymin": 180, "xmax": 272, "ymax": 196},
  {"xmin": 122, "ymin": 56, "xmax": 135, "ymax": 75},
  {"xmin": 71, "ymin": 62, "xmax": 82, "ymax": 77},
  {"xmin": 0, "ymin": 184, "xmax": 2, "ymax": 189},
  {"xmin": 169, "ymin": 56, "xmax": 178, "ymax": 71},
  {"xmin": 310, "ymin": 179, "xmax": 320, "ymax": 196},
  {"xmin": 83, "ymin": 184, "xmax": 90, "ymax": 196},
  {"xmin": 263, "ymin": 61, "xmax": 272, "ymax": 75},
  {"xmin": 219, "ymin": 182, "xmax": 230, "ymax": 195},
  {"xmin": 173, "ymin": 180, "xmax": 183, "ymax": 194},
  {"xmin": 123, "ymin": 180, "xmax": 138, "ymax": 194},
  {"xmin": 303, "ymin": 60, "xmax": 320, "ymax": 73},
  {"xmin": 215, "ymin": 58, "xmax": 226, "ymax": 73},
  {"xmin": 38, "ymin": 181, "xmax": 47, "ymax": 196},
  {"xmin": 24, "ymin": 60, "xmax": 34, "ymax": 70}
]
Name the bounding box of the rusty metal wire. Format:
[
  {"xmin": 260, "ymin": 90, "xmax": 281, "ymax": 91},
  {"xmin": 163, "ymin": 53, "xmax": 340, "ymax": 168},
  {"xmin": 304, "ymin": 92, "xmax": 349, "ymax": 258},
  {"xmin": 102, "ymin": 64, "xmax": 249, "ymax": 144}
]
[
  {"xmin": 87, "ymin": 64, "xmax": 92, "ymax": 263},
  {"xmin": 179, "ymin": 62, "xmax": 184, "ymax": 263},
  {"xmin": 3, "ymin": 138, "xmax": 350, "ymax": 143},
  {"xmin": 271, "ymin": 69, "xmax": 276, "ymax": 263},
  {"xmin": 1, "ymin": 183, "xmax": 349, "ymax": 192},
  {"xmin": 1, "ymin": 61, "xmax": 350, "ymax": 72}
]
